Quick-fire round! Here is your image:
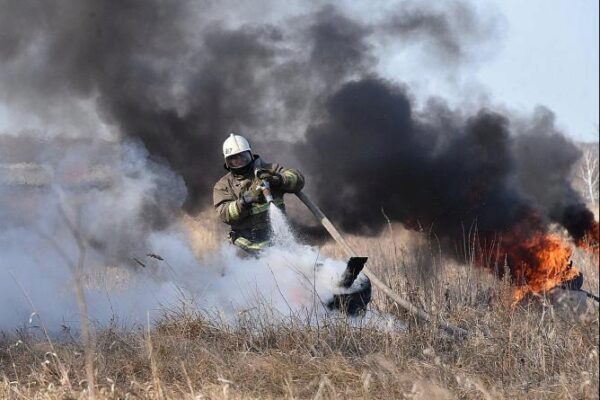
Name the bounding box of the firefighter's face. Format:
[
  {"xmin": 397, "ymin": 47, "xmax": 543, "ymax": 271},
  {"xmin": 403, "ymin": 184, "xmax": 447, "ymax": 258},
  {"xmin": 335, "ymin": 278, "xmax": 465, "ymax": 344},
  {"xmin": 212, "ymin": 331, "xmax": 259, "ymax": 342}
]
[{"xmin": 226, "ymin": 151, "xmax": 252, "ymax": 169}]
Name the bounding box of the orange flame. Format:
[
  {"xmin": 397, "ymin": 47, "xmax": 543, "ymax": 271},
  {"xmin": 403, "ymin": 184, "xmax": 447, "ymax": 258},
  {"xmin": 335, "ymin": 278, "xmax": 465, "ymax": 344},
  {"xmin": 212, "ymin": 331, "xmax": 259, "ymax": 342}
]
[
  {"xmin": 504, "ymin": 233, "xmax": 579, "ymax": 303},
  {"xmin": 475, "ymin": 211, "xmax": 584, "ymax": 303}
]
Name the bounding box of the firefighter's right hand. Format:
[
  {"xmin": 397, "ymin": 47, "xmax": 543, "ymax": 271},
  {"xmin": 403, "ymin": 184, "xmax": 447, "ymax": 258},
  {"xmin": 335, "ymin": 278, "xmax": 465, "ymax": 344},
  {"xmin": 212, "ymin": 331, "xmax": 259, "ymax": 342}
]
[{"xmin": 241, "ymin": 189, "xmax": 262, "ymax": 206}]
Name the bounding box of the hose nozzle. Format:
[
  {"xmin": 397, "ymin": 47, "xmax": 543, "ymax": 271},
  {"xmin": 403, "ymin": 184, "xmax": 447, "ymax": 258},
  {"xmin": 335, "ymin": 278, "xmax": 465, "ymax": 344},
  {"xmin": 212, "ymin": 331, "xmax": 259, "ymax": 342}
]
[
  {"xmin": 258, "ymin": 179, "xmax": 274, "ymax": 203},
  {"xmin": 255, "ymin": 168, "xmax": 274, "ymax": 203}
]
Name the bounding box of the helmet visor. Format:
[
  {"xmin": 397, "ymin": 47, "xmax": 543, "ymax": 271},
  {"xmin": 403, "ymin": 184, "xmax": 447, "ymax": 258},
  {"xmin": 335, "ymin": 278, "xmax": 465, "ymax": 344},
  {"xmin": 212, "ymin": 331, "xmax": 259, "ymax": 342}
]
[{"xmin": 225, "ymin": 151, "xmax": 253, "ymax": 169}]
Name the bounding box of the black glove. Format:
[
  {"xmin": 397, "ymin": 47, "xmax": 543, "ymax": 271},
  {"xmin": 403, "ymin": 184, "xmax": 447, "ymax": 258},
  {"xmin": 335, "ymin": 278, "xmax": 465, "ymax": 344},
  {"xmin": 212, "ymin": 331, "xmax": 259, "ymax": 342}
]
[
  {"xmin": 256, "ymin": 169, "xmax": 283, "ymax": 187},
  {"xmin": 241, "ymin": 189, "xmax": 262, "ymax": 205}
]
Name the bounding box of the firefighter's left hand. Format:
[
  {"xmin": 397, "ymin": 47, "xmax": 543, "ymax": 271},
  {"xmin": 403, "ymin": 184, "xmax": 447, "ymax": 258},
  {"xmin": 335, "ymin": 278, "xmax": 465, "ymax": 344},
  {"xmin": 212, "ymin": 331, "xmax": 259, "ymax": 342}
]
[{"xmin": 256, "ymin": 170, "xmax": 283, "ymax": 187}]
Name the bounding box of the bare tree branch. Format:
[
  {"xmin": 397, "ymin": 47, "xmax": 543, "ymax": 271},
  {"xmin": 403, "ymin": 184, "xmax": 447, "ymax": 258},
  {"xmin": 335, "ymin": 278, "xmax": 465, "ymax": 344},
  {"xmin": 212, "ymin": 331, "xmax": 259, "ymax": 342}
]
[{"xmin": 577, "ymin": 148, "xmax": 599, "ymax": 207}]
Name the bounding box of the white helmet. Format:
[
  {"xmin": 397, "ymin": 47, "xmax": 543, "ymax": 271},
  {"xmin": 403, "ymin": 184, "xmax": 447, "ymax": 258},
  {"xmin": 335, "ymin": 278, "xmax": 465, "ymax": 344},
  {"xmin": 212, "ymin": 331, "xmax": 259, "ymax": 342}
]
[{"xmin": 222, "ymin": 133, "xmax": 252, "ymax": 158}]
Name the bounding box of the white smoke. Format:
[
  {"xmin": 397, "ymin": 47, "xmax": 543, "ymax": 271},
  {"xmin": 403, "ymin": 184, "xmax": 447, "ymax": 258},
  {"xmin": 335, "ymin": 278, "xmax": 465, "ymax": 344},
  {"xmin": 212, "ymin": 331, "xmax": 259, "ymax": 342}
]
[
  {"xmin": 0, "ymin": 137, "xmax": 373, "ymax": 332},
  {"xmin": 0, "ymin": 138, "xmax": 188, "ymax": 330}
]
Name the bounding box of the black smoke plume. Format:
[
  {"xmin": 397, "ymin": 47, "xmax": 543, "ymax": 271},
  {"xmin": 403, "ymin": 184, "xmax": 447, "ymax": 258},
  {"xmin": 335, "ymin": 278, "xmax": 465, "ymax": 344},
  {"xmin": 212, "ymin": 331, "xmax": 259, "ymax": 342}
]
[
  {"xmin": 302, "ymin": 79, "xmax": 527, "ymax": 237},
  {"xmin": 0, "ymin": 0, "xmax": 595, "ymax": 251},
  {"xmin": 300, "ymin": 78, "xmax": 594, "ymax": 251}
]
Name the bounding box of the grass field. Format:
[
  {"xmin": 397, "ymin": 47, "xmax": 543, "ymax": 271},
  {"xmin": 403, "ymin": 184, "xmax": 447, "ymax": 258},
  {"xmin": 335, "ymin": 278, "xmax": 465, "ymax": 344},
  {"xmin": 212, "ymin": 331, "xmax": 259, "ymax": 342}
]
[{"xmin": 1, "ymin": 211, "xmax": 598, "ymax": 399}]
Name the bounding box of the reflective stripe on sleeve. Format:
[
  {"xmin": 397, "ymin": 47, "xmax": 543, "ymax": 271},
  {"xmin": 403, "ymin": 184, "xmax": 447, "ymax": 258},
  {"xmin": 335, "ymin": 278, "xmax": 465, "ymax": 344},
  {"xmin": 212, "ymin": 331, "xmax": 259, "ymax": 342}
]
[
  {"xmin": 281, "ymin": 170, "xmax": 298, "ymax": 188},
  {"xmin": 227, "ymin": 201, "xmax": 241, "ymax": 220}
]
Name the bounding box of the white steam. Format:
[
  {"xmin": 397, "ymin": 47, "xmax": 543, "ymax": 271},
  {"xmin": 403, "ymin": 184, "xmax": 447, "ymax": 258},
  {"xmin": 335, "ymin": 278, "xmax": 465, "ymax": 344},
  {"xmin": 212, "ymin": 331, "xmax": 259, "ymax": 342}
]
[
  {"xmin": 0, "ymin": 138, "xmax": 188, "ymax": 330},
  {"xmin": 0, "ymin": 138, "xmax": 371, "ymax": 332}
]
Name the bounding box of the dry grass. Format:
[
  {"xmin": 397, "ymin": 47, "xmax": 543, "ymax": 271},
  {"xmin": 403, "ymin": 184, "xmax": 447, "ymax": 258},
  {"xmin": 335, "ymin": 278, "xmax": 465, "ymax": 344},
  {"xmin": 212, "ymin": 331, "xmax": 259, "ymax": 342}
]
[{"xmin": 1, "ymin": 216, "xmax": 598, "ymax": 399}]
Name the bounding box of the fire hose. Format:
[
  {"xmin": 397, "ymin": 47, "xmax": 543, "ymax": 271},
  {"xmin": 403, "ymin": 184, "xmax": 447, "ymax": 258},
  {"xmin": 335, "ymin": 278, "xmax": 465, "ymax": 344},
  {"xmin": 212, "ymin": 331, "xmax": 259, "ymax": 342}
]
[
  {"xmin": 296, "ymin": 191, "xmax": 470, "ymax": 338},
  {"xmin": 581, "ymin": 290, "xmax": 600, "ymax": 303}
]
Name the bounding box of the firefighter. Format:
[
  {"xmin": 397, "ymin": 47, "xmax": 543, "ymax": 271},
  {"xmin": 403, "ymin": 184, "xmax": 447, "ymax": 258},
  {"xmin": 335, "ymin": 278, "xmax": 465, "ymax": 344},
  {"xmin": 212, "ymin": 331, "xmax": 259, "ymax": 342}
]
[{"xmin": 213, "ymin": 133, "xmax": 305, "ymax": 253}]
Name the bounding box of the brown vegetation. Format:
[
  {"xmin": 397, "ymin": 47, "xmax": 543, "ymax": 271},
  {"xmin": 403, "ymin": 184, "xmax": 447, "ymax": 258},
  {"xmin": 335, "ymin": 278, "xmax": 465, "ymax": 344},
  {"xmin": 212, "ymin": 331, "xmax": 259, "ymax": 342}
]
[{"xmin": 1, "ymin": 221, "xmax": 598, "ymax": 399}]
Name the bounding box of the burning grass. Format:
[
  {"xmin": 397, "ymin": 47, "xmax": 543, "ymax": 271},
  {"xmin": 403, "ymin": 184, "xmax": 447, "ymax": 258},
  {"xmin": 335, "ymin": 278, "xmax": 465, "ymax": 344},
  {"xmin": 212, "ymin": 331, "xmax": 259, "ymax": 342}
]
[
  {"xmin": 1, "ymin": 225, "xmax": 598, "ymax": 399},
  {"xmin": 504, "ymin": 232, "xmax": 580, "ymax": 304}
]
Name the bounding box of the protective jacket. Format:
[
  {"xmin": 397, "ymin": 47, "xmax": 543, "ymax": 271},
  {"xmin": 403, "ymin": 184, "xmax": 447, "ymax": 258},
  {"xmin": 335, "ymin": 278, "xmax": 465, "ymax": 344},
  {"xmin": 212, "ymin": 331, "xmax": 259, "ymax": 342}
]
[{"xmin": 213, "ymin": 155, "xmax": 304, "ymax": 252}]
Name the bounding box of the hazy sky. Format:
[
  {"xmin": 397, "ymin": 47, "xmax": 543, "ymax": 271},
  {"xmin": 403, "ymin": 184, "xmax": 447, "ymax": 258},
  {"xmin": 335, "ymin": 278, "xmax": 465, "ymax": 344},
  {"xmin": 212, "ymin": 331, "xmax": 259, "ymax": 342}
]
[
  {"xmin": 374, "ymin": 0, "xmax": 599, "ymax": 142},
  {"xmin": 479, "ymin": 0, "xmax": 599, "ymax": 141},
  {"xmin": 0, "ymin": 0, "xmax": 598, "ymax": 141}
]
